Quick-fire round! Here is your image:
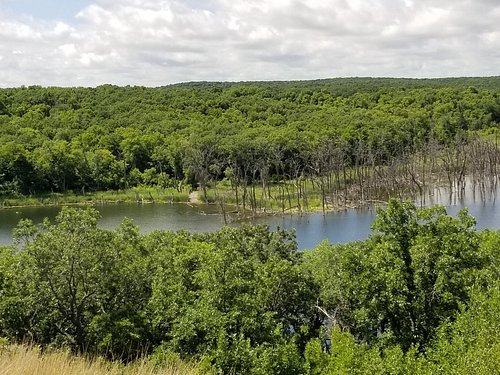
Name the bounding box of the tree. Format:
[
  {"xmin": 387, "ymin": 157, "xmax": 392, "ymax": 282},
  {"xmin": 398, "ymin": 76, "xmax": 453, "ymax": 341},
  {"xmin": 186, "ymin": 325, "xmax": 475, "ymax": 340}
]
[
  {"xmin": 146, "ymin": 225, "xmax": 318, "ymax": 374},
  {"xmin": 13, "ymin": 208, "xmax": 152, "ymax": 358},
  {"xmin": 14, "ymin": 208, "xmax": 114, "ymax": 351},
  {"xmin": 306, "ymin": 200, "xmax": 487, "ymax": 350},
  {"xmin": 427, "ymin": 282, "xmax": 500, "ymax": 374}
]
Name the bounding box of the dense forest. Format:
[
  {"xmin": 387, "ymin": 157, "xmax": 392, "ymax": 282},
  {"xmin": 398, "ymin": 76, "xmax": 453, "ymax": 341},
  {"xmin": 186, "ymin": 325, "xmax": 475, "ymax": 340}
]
[
  {"xmin": 1, "ymin": 78, "xmax": 500, "ymax": 373},
  {"xmin": 1, "ymin": 77, "xmax": 500, "ymax": 212},
  {"xmin": 0, "ymin": 201, "xmax": 498, "ymax": 374}
]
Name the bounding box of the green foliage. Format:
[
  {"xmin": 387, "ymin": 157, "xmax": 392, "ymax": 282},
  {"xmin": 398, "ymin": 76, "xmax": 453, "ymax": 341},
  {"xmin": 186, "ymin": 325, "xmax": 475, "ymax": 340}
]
[
  {"xmin": 426, "ymin": 282, "xmax": 500, "ymax": 374},
  {"xmin": 0, "ymin": 201, "xmax": 498, "ymax": 373},
  {"xmin": 306, "ymin": 200, "xmax": 493, "ymax": 352},
  {"xmin": 1, "ymin": 79, "xmax": 500, "ymax": 198},
  {"xmin": 8, "ymin": 208, "xmax": 152, "ymax": 358},
  {"xmin": 146, "ymin": 225, "xmax": 318, "ymax": 373}
]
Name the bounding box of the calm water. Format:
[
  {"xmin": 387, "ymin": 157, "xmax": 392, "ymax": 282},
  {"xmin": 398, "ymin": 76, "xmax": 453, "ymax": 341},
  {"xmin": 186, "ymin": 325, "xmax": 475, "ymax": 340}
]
[{"xmin": 1, "ymin": 182, "xmax": 499, "ymax": 249}]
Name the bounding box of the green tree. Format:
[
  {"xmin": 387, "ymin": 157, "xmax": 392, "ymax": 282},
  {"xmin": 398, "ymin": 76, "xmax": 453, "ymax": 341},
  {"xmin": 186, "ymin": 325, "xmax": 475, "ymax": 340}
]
[
  {"xmin": 14, "ymin": 208, "xmax": 115, "ymax": 351},
  {"xmin": 146, "ymin": 225, "xmax": 318, "ymax": 374},
  {"xmin": 13, "ymin": 208, "xmax": 152, "ymax": 357},
  {"xmin": 306, "ymin": 200, "xmax": 488, "ymax": 350}
]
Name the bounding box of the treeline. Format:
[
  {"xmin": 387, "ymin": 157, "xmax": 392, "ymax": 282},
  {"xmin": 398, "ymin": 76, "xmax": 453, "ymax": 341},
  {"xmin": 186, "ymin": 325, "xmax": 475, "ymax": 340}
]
[
  {"xmin": 1, "ymin": 78, "xmax": 500, "ymax": 209},
  {"xmin": 0, "ymin": 201, "xmax": 498, "ymax": 374}
]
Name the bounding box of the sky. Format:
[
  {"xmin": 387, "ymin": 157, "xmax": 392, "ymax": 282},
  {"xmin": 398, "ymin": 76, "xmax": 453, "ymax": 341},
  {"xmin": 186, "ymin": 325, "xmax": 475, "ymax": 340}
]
[{"xmin": 0, "ymin": 0, "xmax": 499, "ymax": 87}]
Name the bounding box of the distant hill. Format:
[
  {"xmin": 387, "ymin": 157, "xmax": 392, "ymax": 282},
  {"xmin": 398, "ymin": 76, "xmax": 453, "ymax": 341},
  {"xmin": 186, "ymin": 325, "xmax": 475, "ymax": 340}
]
[{"xmin": 170, "ymin": 76, "xmax": 500, "ymax": 95}]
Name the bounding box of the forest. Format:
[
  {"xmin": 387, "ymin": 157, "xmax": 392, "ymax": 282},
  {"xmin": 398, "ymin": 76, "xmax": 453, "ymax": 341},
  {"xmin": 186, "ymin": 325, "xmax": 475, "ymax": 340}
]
[
  {"xmin": 1, "ymin": 77, "xmax": 500, "ymax": 373},
  {"xmin": 0, "ymin": 201, "xmax": 498, "ymax": 374},
  {"xmin": 1, "ymin": 77, "xmax": 500, "ymax": 212}
]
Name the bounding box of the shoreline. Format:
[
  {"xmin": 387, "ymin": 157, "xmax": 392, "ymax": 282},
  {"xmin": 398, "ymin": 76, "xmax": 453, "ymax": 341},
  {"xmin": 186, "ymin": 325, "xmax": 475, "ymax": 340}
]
[
  {"xmin": 0, "ymin": 193, "xmax": 384, "ymax": 219},
  {"xmin": 3, "ymin": 175, "xmax": 491, "ymax": 218}
]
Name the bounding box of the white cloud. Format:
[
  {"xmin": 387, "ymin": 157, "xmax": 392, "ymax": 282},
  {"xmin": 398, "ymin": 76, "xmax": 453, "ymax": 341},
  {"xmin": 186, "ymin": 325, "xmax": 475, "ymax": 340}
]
[
  {"xmin": 0, "ymin": 0, "xmax": 499, "ymax": 87},
  {"xmin": 57, "ymin": 43, "xmax": 77, "ymax": 57},
  {"xmin": 52, "ymin": 21, "xmax": 74, "ymax": 36}
]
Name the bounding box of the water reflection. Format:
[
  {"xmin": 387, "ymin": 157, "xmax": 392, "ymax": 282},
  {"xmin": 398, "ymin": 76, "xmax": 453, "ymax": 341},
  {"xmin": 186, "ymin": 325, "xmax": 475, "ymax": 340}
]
[{"xmin": 1, "ymin": 178, "xmax": 499, "ymax": 249}]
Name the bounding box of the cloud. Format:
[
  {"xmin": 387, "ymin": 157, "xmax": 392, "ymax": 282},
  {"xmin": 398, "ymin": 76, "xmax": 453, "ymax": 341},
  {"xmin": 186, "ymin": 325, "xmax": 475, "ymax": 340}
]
[{"xmin": 0, "ymin": 0, "xmax": 499, "ymax": 87}]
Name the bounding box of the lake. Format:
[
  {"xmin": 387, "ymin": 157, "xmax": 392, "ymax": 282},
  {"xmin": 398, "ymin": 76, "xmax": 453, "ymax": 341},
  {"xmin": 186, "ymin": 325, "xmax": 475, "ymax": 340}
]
[{"xmin": 1, "ymin": 181, "xmax": 499, "ymax": 249}]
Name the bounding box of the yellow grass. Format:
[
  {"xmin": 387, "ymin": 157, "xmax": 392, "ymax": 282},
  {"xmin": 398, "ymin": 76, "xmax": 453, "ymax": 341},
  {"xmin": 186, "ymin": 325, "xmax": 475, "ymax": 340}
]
[{"xmin": 0, "ymin": 345, "xmax": 205, "ymax": 375}]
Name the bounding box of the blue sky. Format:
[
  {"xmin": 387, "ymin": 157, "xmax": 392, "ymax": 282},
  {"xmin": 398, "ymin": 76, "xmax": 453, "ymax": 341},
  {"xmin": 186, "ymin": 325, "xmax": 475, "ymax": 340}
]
[
  {"xmin": 0, "ymin": 0, "xmax": 499, "ymax": 87},
  {"xmin": 1, "ymin": 0, "xmax": 90, "ymax": 20}
]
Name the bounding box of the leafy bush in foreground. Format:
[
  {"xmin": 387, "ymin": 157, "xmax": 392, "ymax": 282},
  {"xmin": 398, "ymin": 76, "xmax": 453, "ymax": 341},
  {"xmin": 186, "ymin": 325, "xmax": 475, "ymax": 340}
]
[{"xmin": 0, "ymin": 200, "xmax": 498, "ymax": 373}]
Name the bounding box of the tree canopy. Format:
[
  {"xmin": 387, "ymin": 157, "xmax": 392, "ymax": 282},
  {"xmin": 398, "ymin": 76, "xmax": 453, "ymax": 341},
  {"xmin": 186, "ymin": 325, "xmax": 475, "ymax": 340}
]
[
  {"xmin": 0, "ymin": 201, "xmax": 498, "ymax": 373},
  {"xmin": 1, "ymin": 78, "xmax": 500, "ymax": 201}
]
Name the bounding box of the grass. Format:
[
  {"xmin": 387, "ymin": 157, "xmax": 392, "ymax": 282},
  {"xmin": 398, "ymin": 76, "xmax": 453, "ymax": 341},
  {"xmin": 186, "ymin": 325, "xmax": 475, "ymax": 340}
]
[
  {"xmin": 0, "ymin": 161, "xmax": 455, "ymax": 215},
  {"xmin": 0, "ymin": 344, "xmax": 206, "ymax": 375},
  {"xmin": 203, "ymin": 177, "xmax": 383, "ymax": 215},
  {"xmin": 1, "ymin": 186, "xmax": 190, "ymax": 208}
]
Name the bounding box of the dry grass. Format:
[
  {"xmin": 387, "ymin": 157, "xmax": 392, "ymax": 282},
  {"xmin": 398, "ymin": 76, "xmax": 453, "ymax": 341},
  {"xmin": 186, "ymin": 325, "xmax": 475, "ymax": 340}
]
[{"xmin": 0, "ymin": 345, "xmax": 205, "ymax": 375}]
